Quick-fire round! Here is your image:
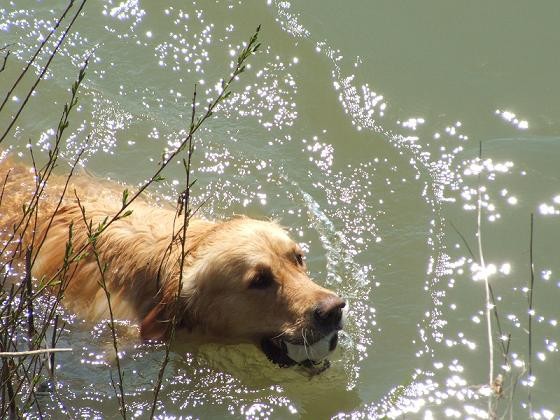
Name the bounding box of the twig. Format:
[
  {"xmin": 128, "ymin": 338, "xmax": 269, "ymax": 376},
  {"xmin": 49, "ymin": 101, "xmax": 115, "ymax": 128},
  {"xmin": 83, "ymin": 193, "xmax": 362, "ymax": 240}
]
[
  {"xmin": 0, "ymin": 0, "xmax": 88, "ymax": 143},
  {"xmin": 149, "ymin": 85, "xmax": 197, "ymax": 419},
  {"xmin": 0, "ymin": 0, "xmax": 75, "ymax": 114},
  {"xmin": 109, "ymin": 26, "xmax": 261, "ymax": 227},
  {"xmin": 475, "ymin": 142, "xmax": 494, "ymax": 417},
  {"xmin": 0, "ymin": 48, "xmax": 89, "ymax": 418},
  {"xmin": 49, "ymin": 315, "xmax": 59, "ymax": 378},
  {"xmin": 450, "ymin": 220, "xmax": 509, "ymax": 364},
  {"xmin": 18, "ymin": 365, "xmax": 44, "ymax": 417},
  {"xmin": 449, "ymin": 220, "xmax": 476, "ymax": 260},
  {"xmin": 75, "ymin": 193, "xmax": 127, "ymax": 419},
  {"xmin": 0, "ymin": 169, "xmax": 11, "ymax": 208},
  {"xmin": 148, "ymin": 26, "xmax": 261, "ymax": 419},
  {"xmin": 1, "ymin": 359, "xmax": 16, "ymax": 418},
  {"xmin": 24, "ymin": 247, "xmax": 35, "ymax": 349},
  {"xmin": 0, "ymin": 50, "xmax": 8, "ymax": 73},
  {"xmin": 0, "ymin": 349, "xmax": 72, "ymax": 357},
  {"xmin": 527, "ymin": 213, "xmax": 535, "ymax": 417}
]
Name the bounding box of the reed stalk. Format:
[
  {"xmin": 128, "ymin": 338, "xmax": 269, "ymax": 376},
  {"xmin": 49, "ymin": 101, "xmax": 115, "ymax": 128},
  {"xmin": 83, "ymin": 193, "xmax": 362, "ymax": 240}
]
[
  {"xmin": 148, "ymin": 26, "xmax": 261, "ymax": 419},
  {"xmin": 527, "ymin": 213, "xmax": 535, "ymax": 418},
  {"xmin": 0, "ymin": 0, "xmax": 88, "ymax": 144}
]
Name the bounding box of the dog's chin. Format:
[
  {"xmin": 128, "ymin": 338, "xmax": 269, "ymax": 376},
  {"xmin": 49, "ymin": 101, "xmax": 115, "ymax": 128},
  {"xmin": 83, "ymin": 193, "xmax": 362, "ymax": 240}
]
[{"xmin": 260, "ymin": 331, "xmax": 339, "ymax": 367}]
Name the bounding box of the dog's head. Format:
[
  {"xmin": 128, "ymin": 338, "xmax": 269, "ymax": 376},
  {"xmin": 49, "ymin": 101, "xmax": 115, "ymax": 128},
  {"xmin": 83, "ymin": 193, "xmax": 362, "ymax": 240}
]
[{"xmin": 141, "ymin": 218, "xmax": 346, "ymax": 366}]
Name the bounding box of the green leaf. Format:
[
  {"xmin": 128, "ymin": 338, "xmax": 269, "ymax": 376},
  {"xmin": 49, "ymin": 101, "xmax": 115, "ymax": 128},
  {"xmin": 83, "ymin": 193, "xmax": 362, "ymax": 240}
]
[{"xmin": 122, "ymin": 188, "xmax": 129, "ymax": 206}]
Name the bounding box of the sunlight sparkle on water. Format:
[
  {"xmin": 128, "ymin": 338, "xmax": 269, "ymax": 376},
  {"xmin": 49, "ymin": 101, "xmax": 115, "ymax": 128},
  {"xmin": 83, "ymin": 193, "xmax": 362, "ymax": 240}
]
[
  {"xmin": 499, "ymin": 263, "xmax": 511, "ymax": 275},
  {"xmin": 401, "ymin": 117, "xmax": 425, "ymax": 130},
  {"xmin": 464, "ymin": 158, "xmax": 513, "ymax": 176},
  {"xmin": 106, "ymin": 0, "xmax": 142, "ymax": 21},
  {"xmin": 470, "ymin": 262, "xmax": 497, "ymax": 281},
  {"xmin": 541, "ymin": 270, "xmax": 552, "ymax": 280},
  {"xmin": 539, "ymin": 203, "xmax": 559, "ymax": 216},
  {"xmin": 495, "ymin": 109, "xmax": 529, "ymax": 130},
  {"xmin": 540, "ymin": 409, "xmax": 556, "ymax": 420}
]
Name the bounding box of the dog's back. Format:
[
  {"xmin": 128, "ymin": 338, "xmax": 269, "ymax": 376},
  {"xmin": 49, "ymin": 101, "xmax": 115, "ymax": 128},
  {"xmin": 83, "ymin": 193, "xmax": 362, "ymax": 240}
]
[{"xmin": 0, "ymin": 158, "xmax": 189, "ymax": 321}]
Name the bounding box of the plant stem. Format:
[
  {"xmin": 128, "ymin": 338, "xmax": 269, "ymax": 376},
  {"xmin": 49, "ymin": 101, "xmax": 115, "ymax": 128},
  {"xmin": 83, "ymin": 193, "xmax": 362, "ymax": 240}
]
[
  {"xmin": 148, "ymin": 26, "xmax": 261, "ymax": 419},
  {"xmin": 476, "ymin": 142, "xmax": 494, "ymax": 416},
  {"xmin": 75, "ymin": 194, "xmax": 127, "ymax": 419},
  {"xmin": 527, "ymin": 213, "xmax": 534, "ymax": 417},
  {"xmin": 0, "ymin": 0, "xmax": 88, "ymax": 144},
  {"xmin": 0, "ymin": 349, "xmax": 72, "ymax": 358},
  {"xmin": 0, "ymin": 0, "xmax": 75, "ymax": 114}
]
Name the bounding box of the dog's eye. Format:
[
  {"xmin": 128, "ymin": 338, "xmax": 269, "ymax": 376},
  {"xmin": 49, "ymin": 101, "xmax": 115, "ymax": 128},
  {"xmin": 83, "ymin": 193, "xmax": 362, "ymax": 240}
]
[
  {"xmin": 249, "ymin": 270, "xmax": 274, "ymax": 289},
  {"xmin": 295, "ymin": 252, "xmax": 304, "ymax": 266}
]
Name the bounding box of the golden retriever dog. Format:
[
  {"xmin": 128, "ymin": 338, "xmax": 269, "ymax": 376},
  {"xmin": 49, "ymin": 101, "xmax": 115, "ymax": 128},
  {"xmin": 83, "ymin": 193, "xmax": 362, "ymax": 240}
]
[{"xmin": 0, "ymin": 158, "xmax": 346, "ymax": 366}]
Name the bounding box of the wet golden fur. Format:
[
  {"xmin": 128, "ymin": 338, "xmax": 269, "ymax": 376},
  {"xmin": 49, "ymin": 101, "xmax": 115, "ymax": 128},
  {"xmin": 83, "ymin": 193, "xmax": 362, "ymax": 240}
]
[{"xmin": 0, "ymin": 158, "xmax": 341, "ymax": 349}]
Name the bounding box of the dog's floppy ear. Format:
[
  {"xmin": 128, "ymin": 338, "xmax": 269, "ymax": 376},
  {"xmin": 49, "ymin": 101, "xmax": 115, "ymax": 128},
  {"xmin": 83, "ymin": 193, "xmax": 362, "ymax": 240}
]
[{"xmin": 140, "ymin": 305, "xmax": 169, "ymax": 342}]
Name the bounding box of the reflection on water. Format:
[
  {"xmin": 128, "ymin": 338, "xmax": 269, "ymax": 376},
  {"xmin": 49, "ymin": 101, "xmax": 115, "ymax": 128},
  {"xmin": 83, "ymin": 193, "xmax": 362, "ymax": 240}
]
[{"xmin": 1, "ymin": 0, "xmax": 559, "ymax": 418}]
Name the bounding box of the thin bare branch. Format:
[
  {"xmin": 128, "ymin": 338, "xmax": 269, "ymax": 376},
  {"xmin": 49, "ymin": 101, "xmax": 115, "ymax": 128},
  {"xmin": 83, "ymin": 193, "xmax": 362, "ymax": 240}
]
[
  {"xmin": 527, "ymin": 213, "xmax": 535, "ymax": 417},
  {"xmin": 0, "ymin": 48, "xmax": 9, "ymax": 73},
  {"xmin": 0, "ymin": 0, "xmax": 75, "ymax": 114},
  {"xmin": 0, "ymin": 169, "xmax": 11, "ymax": 208},
  {"xmin": 148, "ymin": 26, "xmax": 261, "ymax": 419},
  {"xmin": 75, "ymin": 192, "xmax": 127, "ymax": 419},
  {"xmin": 0, "ymin": 348, "xmax": 72, "ymax": 357},
  {"xmin": 0, "ymin": 0, "xmax": 88, "ymax": 143},
  {"xmin": 475, "ymin": 142, "xmax": 494, "ymax": 418}
]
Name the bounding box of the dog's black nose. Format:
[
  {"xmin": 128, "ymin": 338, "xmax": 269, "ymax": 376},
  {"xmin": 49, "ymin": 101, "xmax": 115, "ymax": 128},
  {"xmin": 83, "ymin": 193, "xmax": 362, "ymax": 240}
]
[{"xmin": 314, "ymin": 296, "xmax": 346, "ymax": 328}]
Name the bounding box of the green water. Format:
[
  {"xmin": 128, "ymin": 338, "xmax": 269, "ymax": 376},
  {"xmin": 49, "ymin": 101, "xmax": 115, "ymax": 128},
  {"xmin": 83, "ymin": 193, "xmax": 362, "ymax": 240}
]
[{"xmin": 1, "ymin": 0, "xmax": 560, "ymax": 418}]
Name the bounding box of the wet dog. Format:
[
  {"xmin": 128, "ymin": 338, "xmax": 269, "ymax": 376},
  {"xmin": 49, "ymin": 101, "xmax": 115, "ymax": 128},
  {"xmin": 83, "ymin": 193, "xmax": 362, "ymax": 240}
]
[{"xmin": 0, "ymin": 158, "xmax": 345, "ymax": 366}]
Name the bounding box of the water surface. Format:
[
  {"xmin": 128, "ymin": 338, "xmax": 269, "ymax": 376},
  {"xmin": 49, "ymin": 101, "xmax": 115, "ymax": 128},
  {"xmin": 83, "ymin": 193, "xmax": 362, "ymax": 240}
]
[{"xmin": 1, "ymin": 0, "xmax": 559, "ymax": 418}]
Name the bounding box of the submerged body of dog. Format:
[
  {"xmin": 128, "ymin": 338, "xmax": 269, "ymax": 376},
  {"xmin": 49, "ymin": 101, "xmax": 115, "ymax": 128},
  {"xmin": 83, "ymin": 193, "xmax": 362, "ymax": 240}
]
[{"xmin": 0, "ymin": 159, "xmax": 345, "ymax": 366}]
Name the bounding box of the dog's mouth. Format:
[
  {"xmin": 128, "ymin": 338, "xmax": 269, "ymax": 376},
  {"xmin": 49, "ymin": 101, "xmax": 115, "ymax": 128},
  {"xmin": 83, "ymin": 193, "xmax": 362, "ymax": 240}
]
[
  {"xmin": 261, "ymin": 299, "xmax": 347, "ymax": 369},
  {"xmin": 260, "ymin": 330, "xmax": 340, "ymax": 367}
]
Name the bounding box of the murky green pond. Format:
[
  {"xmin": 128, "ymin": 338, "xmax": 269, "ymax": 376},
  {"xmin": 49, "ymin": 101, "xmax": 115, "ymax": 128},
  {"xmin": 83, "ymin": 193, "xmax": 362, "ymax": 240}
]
[{"xmin": 1, "ymin": 0, "xmax": 560, "ymax": 418}]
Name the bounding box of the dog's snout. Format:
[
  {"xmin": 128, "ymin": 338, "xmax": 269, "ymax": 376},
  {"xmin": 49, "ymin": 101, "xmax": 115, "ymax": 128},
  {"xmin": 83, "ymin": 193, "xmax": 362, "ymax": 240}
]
[{"xmin": 313, "ymin": 295, "xmax": 346, "ymax": 328}]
